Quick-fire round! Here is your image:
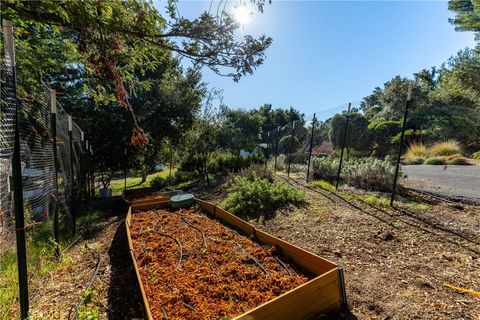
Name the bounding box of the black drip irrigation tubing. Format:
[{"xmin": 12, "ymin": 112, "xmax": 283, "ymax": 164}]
[
  {"xmin": 69, "ymin": 246, "xmax": 104, "ymax": 320},
  {"xmin": 152, "ymin": 218, "xmax": 184, "ymax": 270}
]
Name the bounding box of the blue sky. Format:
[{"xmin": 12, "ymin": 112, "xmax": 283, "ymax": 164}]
[{"xmin": 155, "ymin": 1, "xmax": 476, "ymax": 119}]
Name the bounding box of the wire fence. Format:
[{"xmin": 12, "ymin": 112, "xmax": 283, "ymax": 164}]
[{"xmin": 1, "ymin": 21, "xmax": 91, "ymax": 319}]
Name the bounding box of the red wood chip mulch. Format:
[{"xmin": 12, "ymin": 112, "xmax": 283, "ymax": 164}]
[{"xmin": 130, "ymin": 208, "xmax": 313, "ymax": 319}]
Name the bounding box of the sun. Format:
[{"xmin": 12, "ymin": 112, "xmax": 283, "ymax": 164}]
[{"xmin": 234, "ymin": 5, "xmax": 252, "ymax": 26}]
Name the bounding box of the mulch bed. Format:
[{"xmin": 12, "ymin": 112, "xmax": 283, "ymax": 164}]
[
  {"xmin": 130, "ymin": 208, "xmax": 313, "ymax": 319},
  {"xmin": 124, "ymin": 188, "xmax": 166, "ymax": 202}
]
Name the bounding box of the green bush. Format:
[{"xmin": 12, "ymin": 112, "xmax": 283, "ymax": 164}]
[
  {"xmin": 311, "ymin": 157, "xmax": 338, "ymax": 182},
  {"xmin": 207, "ymin": 151, "xmax": 266, "ymax": 174},
  {"xmin": 234, "ymin": 163, "xmax": 274, "ymax": 182},
  {"xmin": 342, "ymin": 157, "xmax": 400, "ymax": 192},
  {"xmin": 424, "ymin": 157, "xmax": 445, "ymax": 165},
  {"xmin": 472, "ymin": 151, "xmax": 480, "ymax": 159},
  {"xmin": 221, "ymin": 173, "xmax": 305, "ymax": 217},
  {"xmin": 150, "ymin": 170, "xmax": 194, "ymax": 188}
]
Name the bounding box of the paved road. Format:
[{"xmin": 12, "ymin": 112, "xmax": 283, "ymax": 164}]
[{"xmin": 402, "ymin": 165, "xmax": 480, "ymax": 203}]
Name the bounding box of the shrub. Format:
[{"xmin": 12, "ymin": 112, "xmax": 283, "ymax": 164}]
[
  {"xmin": 472, "ymin": 151, "xmax": 480, "ymax": 159},
  {"xmin": 430, "ymin": 140, "xmax": 462, "ymax": 157},
  {"xmin": 150, "ymin": 175, "xmax": 168, "ymax": 189},
  {"xmin": 208, "ymin": 151, "xmax": 266, "ymax": 174},
  {"xmin": 234, "ymin": 163, "xmax": 274, "ymax": 182},
  {"xmin": 424, "ymin": 157, "xmax": 445, "ymax": 165},
  {"xmin": 150, "ymin": 170, "xmax": 194, "ymax": 188},
  {"xmin": 221, "ymin": 173, "xmax": 305, "ymax": 217},
  {"xmin": 342, "ymin": 157, "xmax": 400, "ymax": 192},
  {"xmin": 446, "ymin": 157, "xmax": 471, "ymax": 165},
  {"xmin": 311, "ymin": 157, "xmax": 338, "ymax": 182},
  {"xmin": 404, "ymin": 142, "xmax": 428, "ymax": 164}
]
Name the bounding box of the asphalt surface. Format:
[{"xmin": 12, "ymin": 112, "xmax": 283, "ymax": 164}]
[{"xmin": 402, "ymin": 165, "xmax": 480, "ymax": 203}]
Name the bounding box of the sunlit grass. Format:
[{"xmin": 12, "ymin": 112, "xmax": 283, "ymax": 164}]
[
  {"xmin": 109, "ymin": 168, "xmax": 176, "ymax": 195},
  {"xmin": 308, "ymin": 180, "xmax": 336, "ymax": 192}
]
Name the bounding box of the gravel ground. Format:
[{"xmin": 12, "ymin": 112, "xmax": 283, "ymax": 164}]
[{"xmin": 402, "ymin": 165, "xmax": 480, "ymax": 203}]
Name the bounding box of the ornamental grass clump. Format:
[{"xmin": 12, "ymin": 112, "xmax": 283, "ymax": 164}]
[
  {"xmin": 429, "ymin": 140, "xmax": 462, "ymax": 157},
  {"xmin": 403, "ymin": 142, "xmax": 428, "ymax": 164},
  {"xmin": 221, "ymin": 173, "xmax": 305, "ymax": 217}
]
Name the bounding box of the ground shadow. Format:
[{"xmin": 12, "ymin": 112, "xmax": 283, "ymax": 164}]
[{"xmin": 106, "ymin": 210, "xmax": 146, "ymax": 319}]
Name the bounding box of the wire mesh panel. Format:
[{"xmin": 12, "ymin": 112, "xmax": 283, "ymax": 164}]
[
  {"xmin": 0, "ymin": 27, "xmax": 16, "ymax": 256},
  {"xmin": 18, "ymin": 86, "xmax": 54, "ymax": 222},
  {"xmin": 1, "ymin": 27, "xmax": 87, "ymax": 317}
]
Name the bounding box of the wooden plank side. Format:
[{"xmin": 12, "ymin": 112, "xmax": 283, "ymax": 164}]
[
  {"xmin": 125, "ymin": 209, "xmax": 153, "ymax": 320},
  {"xmin": 214, "ymin": 206, "xmax": 255, "ymax": 236},
  {"xmin": 255, "ymin": 230, "xmax": 336, "ymax": 274},
  {"xmin": 196, "ymin": 199, "xmax": 215, "ymax": 215},
  {"xmin": 132, "ymin": 200, "xmax": 170, "ymax": 212},
  {"xmin": 131, "ymin": 196, "xmax": 170, "ymax": 206},
  {"xmin": 234, "ymin": 268, "xmax": 341, "ymax": 320}
]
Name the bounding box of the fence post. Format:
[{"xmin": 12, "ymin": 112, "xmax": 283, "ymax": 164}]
[
  {"xmin": 274, "ymin": 126, "xmax": 280, "ymax": 173},
  {"xmin": 3, "ymin": 19, "xmax": 29, "ymax": 319},
  {"xmin": 390, "ymin": 84, "xmax": 412, "ymax": 206},
  {"xmin": 169, "ymin": 143, "xmax": 173, "ymax": 185},
  {"xmin": 85, "ymin": 139, "xmax": 90, "ymax": 205},
  {"xmin": 68, "ymin": 115, "xmax": 76, "ymax": 235},
  {"xmin": 124, "ymin": 147, "xmax": 127, "ymax": 191},
  {"xmin": 306, "ymin": 113, "xmax": 316, "ymax": 182},
  {"xmin": 90, "ymin": 146, "xmax": 94, "ymax": 199},
  {"xmin": 80, "ymin": 131, "xmax": 88, "ymax": 215},
  {"xmin": 50, "ymin": 90, "xmax": 60, "ymax": 257},
  {"xmin": 287, "ymin": 120, "xmax": 295, "ymax": 178},
  {"xmin": 335, "ymin": 103, "xmax": 351, "ymax": 190}
]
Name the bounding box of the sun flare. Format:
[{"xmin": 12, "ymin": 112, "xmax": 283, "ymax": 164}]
[{"xmin": 234, "ymin": 5, "xmax": 252, "ymax": 26}]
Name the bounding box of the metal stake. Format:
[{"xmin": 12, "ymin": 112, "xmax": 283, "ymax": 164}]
[
  {"xmin": 287, "ymin": 120, "xmax": 295, "ymax": 177},
  {"xmin": 3, "ymin": 19, "xmax": 29, "ymax": 319},
  {"xmin": 335, "ymin": 103, "xmax": 351, "ymax": 190},
  {"xmin": 50, "ymin": 90, "xmax": 60, "ymax": 257},
  {"xmin": 68, "ymin": 115, "xmax": 75, "ymax": 235},
  {"xmin": 390, "ymin": 84, "xmax": 412, "ymax": 206},
  {"xmin": 306, "ymin": 113, "xmax": 316, "ymax": 182}
]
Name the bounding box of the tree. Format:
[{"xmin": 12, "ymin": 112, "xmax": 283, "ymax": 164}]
[
  {"xmin": 2, "ymin": 0, "xmax": 272, "ymax": 101},
  {"xmin": 449, "ymin": 0, "xmax": 480, "ymax": 43},
  {"xmin": 218, "ymin": 107, "xmax": 264, "ymax": 154},
  {"xmin": 368, "ymin": 120, "xmax": 400, "ymax": 157},
  {"xmin": 329, "ymin": 112, "xmax": 371, "ymax": 157},
  {"xmin": 180, "ymin": 90, "xmax": 222, "ymax": 184}
]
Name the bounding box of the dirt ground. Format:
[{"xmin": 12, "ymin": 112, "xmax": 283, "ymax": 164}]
[
  {"xmin": 199, "ymin": 175, "xmax": 480, "ymax": 320},
  {"xmin": 25, "ymin": 176, "xmax": 479, "ymax": 319},
  {"xmin": 27, "ymin": 199, "xmax": 145, "ymax": 319}
]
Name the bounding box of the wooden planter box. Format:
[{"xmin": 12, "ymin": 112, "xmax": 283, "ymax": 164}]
[
  {"xmin": 122, "ymin": 187, "xmax": 169, "ymax": 206},
  {"xmin": 125, "ymin": 199, "xmax": 347, "ymax": 320}
]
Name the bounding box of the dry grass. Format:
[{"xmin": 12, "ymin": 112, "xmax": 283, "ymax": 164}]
[
  {"xmin": 430, "ymin": 141, "xmax": 462, "ymax": 157},
  {"xmin": 404, "ymin": 142, "xmax": 428, "ymax": 164}
]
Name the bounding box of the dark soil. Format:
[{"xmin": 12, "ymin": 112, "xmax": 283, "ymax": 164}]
[{"xmin": 129, "ymin": 208, "xmax": 312, "ymax": 320}]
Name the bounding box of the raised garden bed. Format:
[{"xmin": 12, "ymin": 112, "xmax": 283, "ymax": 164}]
[
  {"xmin": 126, "ymin": 199, "xmax": 346, "ymax": 320},
  {"xmin": 122, "ymin": 187, "xmax": 175, "ymax": 206}
]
